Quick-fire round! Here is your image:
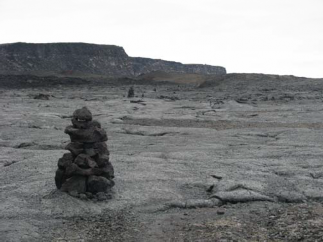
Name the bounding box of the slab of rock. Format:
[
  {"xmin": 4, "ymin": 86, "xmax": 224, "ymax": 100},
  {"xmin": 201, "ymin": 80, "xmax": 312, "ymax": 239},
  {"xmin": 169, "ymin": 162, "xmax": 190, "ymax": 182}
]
[
  {"xmin": 65, "ymin": 126, "xmax": 107, "ymax": 143},
  {"xmin": 65, "ymin": 142, "xmax": 84, "ymax": 156},
  {"xmin": 87, "ymin": 175, "xmax": 113, "ymax": 194},
  {"xmin": 212, "ymin": 190, "xmax": 274, "ymax": 203},
  {"xmin": 60, "ymin": 176, "xmax": 87, "ymax": 193}
]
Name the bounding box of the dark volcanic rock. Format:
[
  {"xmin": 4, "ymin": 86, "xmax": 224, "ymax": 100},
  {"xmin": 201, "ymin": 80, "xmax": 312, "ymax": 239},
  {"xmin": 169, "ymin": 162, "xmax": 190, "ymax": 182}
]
[
  {"xmin": 72, "ymin": 118, "xmax": 88, "ymax": 129},
  {"xmin": 57, "ymin": 153, "xmax": 74, "ymax": 169},
  {"xmin": 87, "ymin": 175, "xmax": 113, "ymax": 194},
  {"xmin": 101, "ymin": 163, "xmax": 115, "ymax": 180},
  {"xmin": 65, "ymin": 126, "xmax": 107, "ymax": 143},
  {"xmin": 65, "ymin": 142, "xmax": 84, "ymax": 156},
  {"xmin": 0, "ymin": 42, "xmax": 226, "ymax": 76},
  {"xmin": 73, "ymin": 107, "xmax": 92, "ymax": 121},
  {"xmin": 127, "ymin": 86, "xmax": 135, "ymax": 98},
  {"xmin": 60, "ymin": 176, "xmax": 87, "ymax": 193},
  {"xmin": 74, "ymin": 154, "xmax": 98, "ymax": 168},
  {"xmin": 96, "ymin": 154, "xmax": 110, "ymax": 168},
  {"xmin": 93, "ymin": 142, "xmax": 109, "ymax": 156},
  {"xmin": 33, "ymin": 93, "xmax": 50, "ymax": 100},
  {"xmin": 55, "ymin": 168, "xmax": 67, "ymax": 189}
]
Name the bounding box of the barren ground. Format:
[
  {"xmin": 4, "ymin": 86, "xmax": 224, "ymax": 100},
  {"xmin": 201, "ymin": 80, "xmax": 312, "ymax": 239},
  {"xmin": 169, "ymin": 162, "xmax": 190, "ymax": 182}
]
[{"xmin": 1, "ymin": 76, "xmax": 323, "ymax": 241}]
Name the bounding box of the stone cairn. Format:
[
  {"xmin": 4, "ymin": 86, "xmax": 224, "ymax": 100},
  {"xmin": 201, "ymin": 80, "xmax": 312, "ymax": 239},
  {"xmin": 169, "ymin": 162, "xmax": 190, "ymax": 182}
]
[{"xmin": 55, "ymin": 107, "xmax": 114, "ymax": 200}]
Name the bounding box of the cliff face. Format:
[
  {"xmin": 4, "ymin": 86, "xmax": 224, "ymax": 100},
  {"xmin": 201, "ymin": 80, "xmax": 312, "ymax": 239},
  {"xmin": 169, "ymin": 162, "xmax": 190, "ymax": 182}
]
[{"xmin": 0, "ymin": 42, "xmax": 226, "ymax": 76}]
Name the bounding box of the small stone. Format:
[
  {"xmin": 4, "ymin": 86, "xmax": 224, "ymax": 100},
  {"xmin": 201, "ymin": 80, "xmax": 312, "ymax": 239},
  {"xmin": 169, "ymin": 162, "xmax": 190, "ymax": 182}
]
[
  {"xmin": 88, "ymin": 120, "xmax": 101, "ymax": 129},
  {"xmin": 83, "ymin": 142, "xmax": 99, "ymax": 156},
  {"xmin": 65, "ymin": 142, "xmax": 84, "ymax": 156},
  {"xmin": 96, "ymin": 192, "xmax": 108, "ymax": 201},
  {"xmin": 93, "ymin": 142, "xmax": 109, "ymax": 156},
  {"xmin": 87, "ymin": 175, "xmax": 112, "ymax": 194},
  {"xmin": 85, "ymin": 148, "xmax": 96, "ymax": 157},
  {"xmin": 65, "ymin": 163, "xmax": 103, "ymax": 177},
  {"xmin": 34, "ymin": 93, "xmax": 50, "ymax": 100},
  {"xmin": 69, "ymin": 190, "xmax": 80, "ymax": 198},
  {"xmin": 73, "ymin": 107, "xmax": 92, "ymax": 121},
  {"xmin": 72, "ymin": 117, "xmax": 89, "ymax": 129},
  {"xmin": 96, "ymin": 154, "xmax": 110, "ymax": 168},
  {"xmin": 85, "ymin": 192, "xmax": 94, "ymax": 199},
  {"xmin": 101, "ymin": 162, "xmax": 115, "ymax": 179},
  {"xmin": 79, "ymin": 193, "xmax": 88, "ymax": 200},
  {"xmin": 55, "ymin": 168, "xmax": 67, "ymax": 189},
  {"xmin": 60, "ymin": 176, "xmax": 87, "ymax": 193},
  {"xmin": 57, "ymin": 153, "xmax": 74, "ymax": 169},
  {"xmin": 217, "ymin": 210, "xmax": 225, "ymax": 215},
  {"xmin": 65, "ymin": 126, "xmax": 107, "ymax": 143},
  {"xmin": 74, "ymin": 154, "xmax": 98, "ymax": 168}
]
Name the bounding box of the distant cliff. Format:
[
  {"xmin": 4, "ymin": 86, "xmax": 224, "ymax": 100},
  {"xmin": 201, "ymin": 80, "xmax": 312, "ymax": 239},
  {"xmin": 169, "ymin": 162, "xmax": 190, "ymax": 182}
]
[{"xmin": 0, "ymin": 42, "xmax": 226, "ymax": 76}]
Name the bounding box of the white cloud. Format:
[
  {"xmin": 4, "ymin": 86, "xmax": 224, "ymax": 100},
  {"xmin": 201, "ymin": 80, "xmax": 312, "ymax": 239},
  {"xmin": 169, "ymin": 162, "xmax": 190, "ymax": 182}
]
[{"xmin": 1, "ymin": 0, "xmax": 323, "ymax": 77}]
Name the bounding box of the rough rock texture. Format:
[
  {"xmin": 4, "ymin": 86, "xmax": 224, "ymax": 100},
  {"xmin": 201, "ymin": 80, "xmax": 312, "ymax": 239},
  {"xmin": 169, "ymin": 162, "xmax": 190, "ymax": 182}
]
[
  {"xmin": 1, "ymin": 75, "xmax": 323, "ymax": 241},
  {"xmin": 55, "ymin": 107, "xmax": 114, "ymax": 197},
  {"xmin": 0, "ymin": 42, "xmax": 226, "ymax": 76}
]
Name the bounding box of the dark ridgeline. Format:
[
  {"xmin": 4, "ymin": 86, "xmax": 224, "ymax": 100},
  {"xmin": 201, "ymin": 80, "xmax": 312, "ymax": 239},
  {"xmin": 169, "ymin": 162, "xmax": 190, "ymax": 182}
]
[{"xmin": 0, "ymin": 42, "xmax": 226, "ymax": 76}]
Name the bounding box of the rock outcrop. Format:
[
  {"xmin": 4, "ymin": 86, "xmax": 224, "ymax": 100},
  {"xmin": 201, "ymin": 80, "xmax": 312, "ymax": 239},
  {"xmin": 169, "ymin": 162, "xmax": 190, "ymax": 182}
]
[
  {"xmin": 55, "ymin": 107, "xmax": 114, "ymax": 200},
  {"xmin": 0, "ymin": 42, "xmax": 226, "ymax": 76}
]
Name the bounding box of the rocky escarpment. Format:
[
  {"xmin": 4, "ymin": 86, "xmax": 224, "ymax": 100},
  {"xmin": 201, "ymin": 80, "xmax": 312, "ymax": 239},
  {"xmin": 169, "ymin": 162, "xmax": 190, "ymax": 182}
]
[{"xmin": 0, "ymin": 42, "xmax": 226, "ymax": 76}]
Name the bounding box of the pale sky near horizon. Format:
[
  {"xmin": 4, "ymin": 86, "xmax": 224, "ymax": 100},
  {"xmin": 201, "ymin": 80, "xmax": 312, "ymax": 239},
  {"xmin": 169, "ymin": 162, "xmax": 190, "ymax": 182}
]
[{"xmin": 0, "ymin": 0, "xmax": 322, "ymax": 78}]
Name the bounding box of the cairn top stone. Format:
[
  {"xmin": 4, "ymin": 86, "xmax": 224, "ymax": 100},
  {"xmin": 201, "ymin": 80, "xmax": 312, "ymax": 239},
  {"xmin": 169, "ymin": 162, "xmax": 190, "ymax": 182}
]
[{"xmin": 73, "ymin": 107, "xmax": 92, "ymax": 121}]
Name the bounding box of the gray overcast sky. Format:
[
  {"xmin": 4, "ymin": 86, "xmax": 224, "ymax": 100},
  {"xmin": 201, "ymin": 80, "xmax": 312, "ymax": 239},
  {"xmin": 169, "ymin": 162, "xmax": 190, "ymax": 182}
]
[{"xmin": 1, "ymin": 0, "xmax": 323, "ymax": 78}]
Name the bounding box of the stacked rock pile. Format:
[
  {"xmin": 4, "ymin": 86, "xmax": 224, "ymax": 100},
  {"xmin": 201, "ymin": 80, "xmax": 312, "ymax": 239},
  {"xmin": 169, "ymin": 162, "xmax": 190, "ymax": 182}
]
[{"xmin": 55, "ymin": 107, "xmax": 114, "ymax": 200}]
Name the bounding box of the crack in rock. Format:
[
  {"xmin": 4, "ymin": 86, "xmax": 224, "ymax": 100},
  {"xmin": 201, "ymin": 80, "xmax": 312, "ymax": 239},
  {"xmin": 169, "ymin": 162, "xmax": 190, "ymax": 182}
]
[
  {"xmin": 164, "ymin": 198, "xmax": 222, "ymax": 210},
  {"xmin": 121, "ymin": 128, "xmax": 177, "ymax": 137},
  {"xmin": 211, "ymin": 190, "xmax": 274, "ymax": 203}
]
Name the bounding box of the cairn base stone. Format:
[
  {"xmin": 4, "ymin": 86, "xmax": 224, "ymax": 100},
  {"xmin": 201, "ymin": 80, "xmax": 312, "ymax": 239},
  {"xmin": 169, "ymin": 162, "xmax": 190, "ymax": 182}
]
[
  {"xmin": 61, "ymin": 176, "xmax": 87, "ymax": 193},
  {"xmin": 87, "ymin": 175, "xmax": 113, "ymax": 194}
]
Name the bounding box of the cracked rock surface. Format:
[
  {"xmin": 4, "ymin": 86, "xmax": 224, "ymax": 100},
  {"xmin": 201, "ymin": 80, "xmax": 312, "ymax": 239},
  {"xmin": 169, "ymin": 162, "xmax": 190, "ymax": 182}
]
[{"xmin": 1, "ymin": 76, "xmax": 323, "ymax": 241}]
